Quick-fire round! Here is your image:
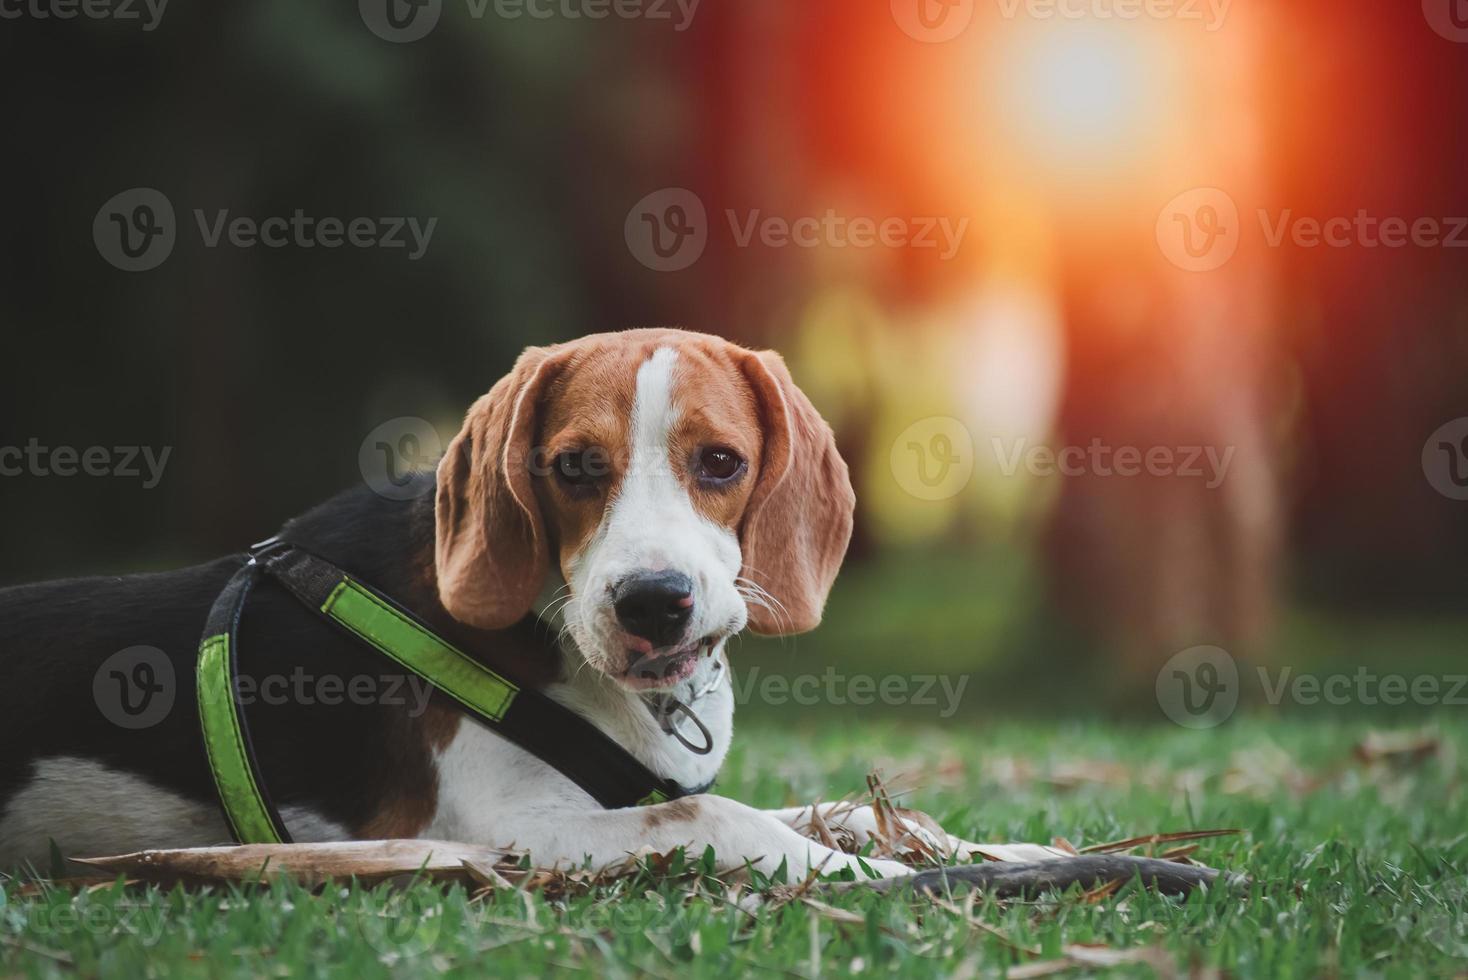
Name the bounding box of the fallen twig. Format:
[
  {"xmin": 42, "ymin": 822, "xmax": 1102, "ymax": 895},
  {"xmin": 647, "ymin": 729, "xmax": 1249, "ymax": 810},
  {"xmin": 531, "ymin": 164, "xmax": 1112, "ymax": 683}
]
[
  {"xmin": 72, "ymin": 840, "xmax": 522, "ymax": 889},
  {"xmin": 828, "ymin": 855, "xmax": 1243, "ymax": 898}
]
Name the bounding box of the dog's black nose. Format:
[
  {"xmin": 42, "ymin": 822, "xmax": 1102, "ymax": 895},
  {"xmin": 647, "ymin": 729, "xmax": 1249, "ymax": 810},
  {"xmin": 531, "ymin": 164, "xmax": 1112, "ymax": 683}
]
[{"xmin": 613, "ymin": 571, "xmax": 694, "ymax": 648}]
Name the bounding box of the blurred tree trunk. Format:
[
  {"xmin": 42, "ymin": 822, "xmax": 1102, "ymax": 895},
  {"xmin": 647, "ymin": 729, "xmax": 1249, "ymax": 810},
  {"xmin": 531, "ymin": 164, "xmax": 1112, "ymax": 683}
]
[
  {"xmin": 1044, "ymin": 15, "xmax": 1284, "ymax": 673},
  {"xmin": 1047, "ymin": 260, "xmax": 1282, "ymax": 671}
]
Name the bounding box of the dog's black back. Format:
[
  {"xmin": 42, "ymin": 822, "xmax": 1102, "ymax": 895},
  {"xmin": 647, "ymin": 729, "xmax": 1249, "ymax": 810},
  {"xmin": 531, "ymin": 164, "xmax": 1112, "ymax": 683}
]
[{"xmin": 0, "ymin": 477, "xmax": 556, "ymax": 839}]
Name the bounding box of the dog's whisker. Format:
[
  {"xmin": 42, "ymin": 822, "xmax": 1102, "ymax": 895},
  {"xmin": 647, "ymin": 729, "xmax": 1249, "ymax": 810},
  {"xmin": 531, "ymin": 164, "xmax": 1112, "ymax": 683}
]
[
  {"xmin": 541, "ymin": 595, "xmax": 576, "ymax": 623},
  {"xmin": 737, "ymin": 579, "xmax": 789, "ymax": 620},
  {"xmin": 735, "ymin": 575, "xmax": 792, "ymax": 633}
]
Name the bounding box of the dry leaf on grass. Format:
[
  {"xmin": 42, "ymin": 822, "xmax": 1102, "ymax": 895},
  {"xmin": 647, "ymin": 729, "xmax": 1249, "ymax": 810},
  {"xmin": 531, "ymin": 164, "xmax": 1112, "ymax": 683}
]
[
  {"xmin": 1007, "ymin": 943, "xmax": 1178, "ymax": 979},
  {"xmin": 1353, "ymin": 729, "xmax": 1441, "ymax": 767},
  {"xmin": 798, "ymin": 897, "xmax": 867, "ymax": 925},
  {"xmin": 460, "ymin": 859, "xmax": 514, "ymax": 895},
  {"xmin": 1079, "ymin": 828, "xmax": 1240, "ymax": 856},
  {"xmin": 864, "ymin": 771, "xmax": 945, "ymax": 866},
  {"xmin": 1078, "ymin": 878, "xmax": 1125, "ymax": 904}
]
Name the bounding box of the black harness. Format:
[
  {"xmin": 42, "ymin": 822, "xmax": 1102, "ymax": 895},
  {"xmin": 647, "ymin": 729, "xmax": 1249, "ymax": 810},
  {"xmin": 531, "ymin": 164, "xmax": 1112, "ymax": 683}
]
[{"xmin": 197, "ymin": 539, "xmax": 714, "ymax": 844}]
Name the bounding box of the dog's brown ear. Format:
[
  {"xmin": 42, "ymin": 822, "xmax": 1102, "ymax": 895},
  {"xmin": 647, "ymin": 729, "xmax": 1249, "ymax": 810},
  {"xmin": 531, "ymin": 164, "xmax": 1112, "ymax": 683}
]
[
  {"xmin": 739, "ymin": 350, "xmax": 855, "ymax": 636},
  {"xmin": 435, "ymin": 347, "xmax": 562, "ymax": 630}
]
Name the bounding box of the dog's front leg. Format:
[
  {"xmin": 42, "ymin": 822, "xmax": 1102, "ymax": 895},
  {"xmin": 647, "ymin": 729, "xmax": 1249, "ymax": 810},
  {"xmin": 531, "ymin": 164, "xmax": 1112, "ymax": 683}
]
[
  {"xmin": 482, "ymin": 795, "xmax": 912, "ymax": 880},
  {"xmin": 767, "ymin": 801, "xmax": 985, "ymax": 862}
]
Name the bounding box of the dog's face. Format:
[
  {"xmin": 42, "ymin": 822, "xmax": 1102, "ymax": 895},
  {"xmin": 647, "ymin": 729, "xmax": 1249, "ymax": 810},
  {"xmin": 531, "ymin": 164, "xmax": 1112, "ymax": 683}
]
[
  {"xmin": 532, "ymin": 344, "xmax": 758, "ymax": 688},
  {"xmin": 434, "ymin": 329, "xmax": 854, "ymax": 691}
]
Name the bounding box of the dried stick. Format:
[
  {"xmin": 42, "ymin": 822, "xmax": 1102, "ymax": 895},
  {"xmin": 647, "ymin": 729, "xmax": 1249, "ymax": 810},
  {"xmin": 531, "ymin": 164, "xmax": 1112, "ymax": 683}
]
[{"xmin": 831, "ymin": 855, "xmax": 1244, "ymax": 898}]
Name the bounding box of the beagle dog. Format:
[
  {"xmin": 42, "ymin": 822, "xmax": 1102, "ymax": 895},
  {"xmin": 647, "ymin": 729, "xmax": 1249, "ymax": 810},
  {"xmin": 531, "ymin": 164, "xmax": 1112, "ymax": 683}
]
[{"xmin": 0, "ymin": 329, "xmax": 985, "ymax": 876}]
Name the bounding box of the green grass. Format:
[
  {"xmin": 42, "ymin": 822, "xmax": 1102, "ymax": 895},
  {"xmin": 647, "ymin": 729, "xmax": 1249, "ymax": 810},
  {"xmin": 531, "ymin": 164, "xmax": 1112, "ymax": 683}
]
[{"xmin": 4, "ymin": 716, "xmax": 1467, "ymax": 977}]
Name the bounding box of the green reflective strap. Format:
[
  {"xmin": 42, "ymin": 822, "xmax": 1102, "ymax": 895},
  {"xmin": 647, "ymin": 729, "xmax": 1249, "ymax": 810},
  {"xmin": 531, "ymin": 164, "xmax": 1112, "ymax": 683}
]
[
  {"xmin": 320, "ymin": 579, "xmax": 518, "ymax": 722},
  {"xmin": 196, "ymin": 634, "xmax": 284, "ymax": 845},
  {"xmin": 637, "ymin": 789, "xmax": 671, "ymax": 807}
]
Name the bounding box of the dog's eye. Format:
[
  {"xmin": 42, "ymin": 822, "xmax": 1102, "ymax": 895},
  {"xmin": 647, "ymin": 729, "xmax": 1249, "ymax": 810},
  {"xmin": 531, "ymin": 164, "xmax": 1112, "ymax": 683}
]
[
  {"xmin": 695, "ymin": 446, "xmax": 745, "ymax": 485},
  {"xmin": 554, "ymin": 450, "xmax": 603, "ymax": 492}
]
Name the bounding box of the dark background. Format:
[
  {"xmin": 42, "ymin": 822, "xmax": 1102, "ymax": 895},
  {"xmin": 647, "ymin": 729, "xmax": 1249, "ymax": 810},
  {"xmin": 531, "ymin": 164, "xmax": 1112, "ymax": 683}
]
[{"xmin": 3, "ymin": 0, "xmax": 1466, "ymax": 711}]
